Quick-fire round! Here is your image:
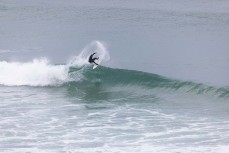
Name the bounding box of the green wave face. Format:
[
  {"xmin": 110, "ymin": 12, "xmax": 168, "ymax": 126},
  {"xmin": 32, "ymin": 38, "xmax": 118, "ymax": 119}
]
[{"xmin": 66, "ymin": 66, "xmax": 229, "ymax": 100}]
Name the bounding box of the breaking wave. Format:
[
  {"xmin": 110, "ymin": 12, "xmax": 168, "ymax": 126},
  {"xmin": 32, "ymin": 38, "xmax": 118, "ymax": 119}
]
[
  {"xmin": 0, "ymin": 58, "xmax": 68, "ymax": 86},
  {"xmin": 0, "ymin": 41, "xmax": 228, "ymax": 99}
]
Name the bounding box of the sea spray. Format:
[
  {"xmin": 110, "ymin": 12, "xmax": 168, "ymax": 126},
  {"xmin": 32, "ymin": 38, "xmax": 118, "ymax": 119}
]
[{"xmin": 68, "ymin": 41, "xmax": 110, "ymax": 67}]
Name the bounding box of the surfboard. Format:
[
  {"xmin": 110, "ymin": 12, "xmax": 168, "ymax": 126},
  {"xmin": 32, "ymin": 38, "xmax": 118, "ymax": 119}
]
[
  {"xmin": 93, "ymin": 59, "xmax": 100, "ymax": 69},
  {"xmin": 93, "ymin": 64, "xmax": 98, "ymax": 69}
]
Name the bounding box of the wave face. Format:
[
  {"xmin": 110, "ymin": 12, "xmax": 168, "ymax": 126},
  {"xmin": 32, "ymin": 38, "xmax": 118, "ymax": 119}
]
[{"xmin": 67, "ymin": 66, "xmax": 229, "ymax": 99}]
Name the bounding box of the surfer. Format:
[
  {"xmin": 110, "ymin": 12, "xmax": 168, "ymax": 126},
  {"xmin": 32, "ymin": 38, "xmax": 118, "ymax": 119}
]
[{"xmin": 88, "ymin": 52, "xmax": 99, "ymax": 65}]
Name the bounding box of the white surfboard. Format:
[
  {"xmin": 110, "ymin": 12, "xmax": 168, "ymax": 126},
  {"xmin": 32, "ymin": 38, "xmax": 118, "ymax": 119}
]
[
  {"xmin": 93, "ymin": 59, "xmax": 100, "ymax": 69},
  {"xmin": 93, "ymin": 64, "xmax": 98, "ymax": 69}
]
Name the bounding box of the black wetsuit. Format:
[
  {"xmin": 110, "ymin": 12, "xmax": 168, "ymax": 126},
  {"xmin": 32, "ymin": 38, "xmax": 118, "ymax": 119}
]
[{"xmin": 88, "ymin": 53, "xmax": 99, "ymax": 65}]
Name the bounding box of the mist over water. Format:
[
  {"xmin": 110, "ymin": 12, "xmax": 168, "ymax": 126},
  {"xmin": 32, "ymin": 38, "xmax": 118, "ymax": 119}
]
[{"xmin": 0, "ymin": 0, "xmax": 229, "ymax": 152}]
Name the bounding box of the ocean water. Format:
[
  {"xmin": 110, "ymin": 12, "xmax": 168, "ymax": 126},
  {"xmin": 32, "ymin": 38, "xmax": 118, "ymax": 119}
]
[{"xmin": 0, "ymin": 0, "xmax": 229, "ymax": 153}]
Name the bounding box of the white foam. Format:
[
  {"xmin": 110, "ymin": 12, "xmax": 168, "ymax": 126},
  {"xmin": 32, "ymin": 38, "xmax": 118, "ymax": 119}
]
[{"xmin": 0, "ymin": 58, "xmax": 68, "ymax": 86}]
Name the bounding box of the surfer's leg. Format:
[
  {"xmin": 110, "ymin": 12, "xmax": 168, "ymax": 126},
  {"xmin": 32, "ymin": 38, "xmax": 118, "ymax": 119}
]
[{"xmin": 93, "ymin": 61, "xmax": 99, "ymax": 65}]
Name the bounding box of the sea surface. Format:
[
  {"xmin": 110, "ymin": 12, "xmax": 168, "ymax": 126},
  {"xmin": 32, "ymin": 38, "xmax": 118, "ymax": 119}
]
[{"xmin": 0, "ymin": 0, "xmax": 229, "ymax": 153}]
